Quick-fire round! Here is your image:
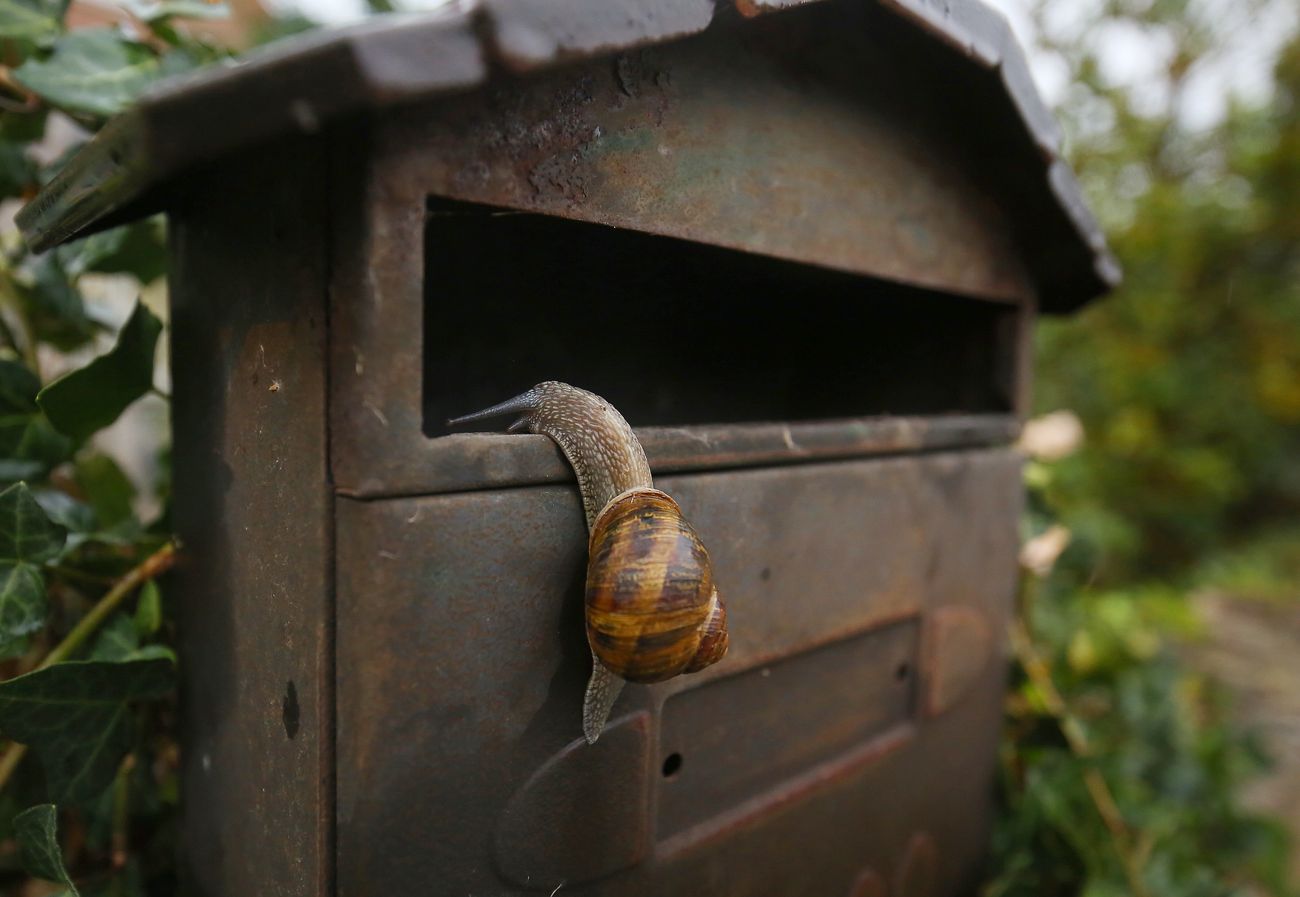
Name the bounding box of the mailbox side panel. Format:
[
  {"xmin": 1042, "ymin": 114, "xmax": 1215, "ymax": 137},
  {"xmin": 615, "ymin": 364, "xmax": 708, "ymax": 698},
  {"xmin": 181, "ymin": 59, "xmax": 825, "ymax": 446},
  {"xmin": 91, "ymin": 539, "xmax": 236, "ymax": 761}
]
[
  {"xmin": 169, "ymin": 137, "xmax": 333, "ymax": 897},
  {"xmin": 336, "ymin": 450, "xmax": 1021, "ymax": 896}
]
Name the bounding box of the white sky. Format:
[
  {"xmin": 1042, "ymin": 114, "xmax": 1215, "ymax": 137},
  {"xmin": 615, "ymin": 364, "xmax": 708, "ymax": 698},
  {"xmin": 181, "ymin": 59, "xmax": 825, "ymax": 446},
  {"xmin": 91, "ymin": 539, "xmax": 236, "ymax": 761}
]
[{"xmin": 276, "ymin": 0, "xmax": 1297, "ymax": 129}]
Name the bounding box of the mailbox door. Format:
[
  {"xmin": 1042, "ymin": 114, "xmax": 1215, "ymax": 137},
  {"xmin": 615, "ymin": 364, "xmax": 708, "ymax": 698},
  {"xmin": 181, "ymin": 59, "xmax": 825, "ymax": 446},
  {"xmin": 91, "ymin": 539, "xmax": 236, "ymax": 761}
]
[{"xmin": 335, "ymin": 449, "xmax": 1020, "ymax": 895}]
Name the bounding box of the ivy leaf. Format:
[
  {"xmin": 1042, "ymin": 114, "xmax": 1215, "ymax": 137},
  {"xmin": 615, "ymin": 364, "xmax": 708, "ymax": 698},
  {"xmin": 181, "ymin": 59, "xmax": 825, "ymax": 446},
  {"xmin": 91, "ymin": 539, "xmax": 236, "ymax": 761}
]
[
  {"xmin": 0, "ymin": 659, "xmax": 173, "ymax": 803},
  {"xmin": 38, "ymin": 300, "xmax": 162, "ymax": 444},
  {"xmin": 0, "ymin": 562, "xmax": 48, "ymax": 658},
  {"xmin": 32, "ymin": 489, "xmax": 97, "ymax": 538},
  {"xmin": 0, "ymin": 414, "xmax": 74, "ymax": 484},
  {"xmin": 0, "ymin": 483, "xmax": 67, "ymax": 658},
  {"xmin": 56, "ymin": 219, "xmax": 167, "ymax": 284},
  {"xmin": 0, "ymin": 0, "xmax": 62, "ymax": 47},
  {"xmin": 92, "ymin": 611, "xmax": 172, "ymax": 663},
  {"xmin": 75, "ymin": 454, "xmax": 136, "ymax": 529},
  {"xmin": 14, "ymin": 254, "xmax": 97, "ymax": 351},
  {"xmin": 0, "ymin": 359, "xmax": 71, "ymax": 478},
  {"xmin": 89, "ymin": 613, "xmax": 137, "ymax": 661},
  {"xmin": 0, "ymin": 480, "xmax": 66, "ymax": 561},
  {"xmin": 0, "ymin": 480, "xmax": 68, "ymax": 564},
  {"xmin": 14, "ymin": 804, "xmax": 79, "ymax": 895},
  {"xmin": 0, "ymin": 97, "xmax": 46, "ymax": 199},
  {"xmin": 126, "ymin": 643, "xmax": 174, "ymax": 663},
  {"xmin": 133, "ymin": 580, "xmax": 161, "ymax": 635},
  {"xmin": 13, "ymin": 29, "xmax": 169, "ymax": 118},
  {"xmin": 0, "ymin": 108, "xmax": 47, "ymax": 143},
  {"xmin": 119, "ymin": 0, "xmax": 228, "ymax": 23},
  {"xmin": 0, "ymin": 359, "xmax": 40, "ymax": 414},
  {"xmin": 0, "ymin": 141, "xmax": 37, "ymax": 201}
]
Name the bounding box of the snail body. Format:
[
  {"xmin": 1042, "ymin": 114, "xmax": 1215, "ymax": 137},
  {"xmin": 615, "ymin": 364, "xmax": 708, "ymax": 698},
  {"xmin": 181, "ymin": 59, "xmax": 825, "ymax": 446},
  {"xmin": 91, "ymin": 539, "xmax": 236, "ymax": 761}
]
[{"xmin": 448, "ymin": 382, "xmax": 729, "ymax": 743}]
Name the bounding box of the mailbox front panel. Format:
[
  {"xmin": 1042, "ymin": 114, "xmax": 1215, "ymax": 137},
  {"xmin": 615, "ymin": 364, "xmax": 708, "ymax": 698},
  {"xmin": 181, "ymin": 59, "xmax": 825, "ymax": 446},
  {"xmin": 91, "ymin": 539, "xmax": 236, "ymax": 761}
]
[
  {"xmin": 323, "ymin": 6, "xmax": 1038, "ymax": 892},
  {"xmin": 327, "ymin": 0, "xmax": 1037, "ymax": 501},
  {"xmin": 336, "ymin": 449, "xmax": 1020, "ymax": 895}
]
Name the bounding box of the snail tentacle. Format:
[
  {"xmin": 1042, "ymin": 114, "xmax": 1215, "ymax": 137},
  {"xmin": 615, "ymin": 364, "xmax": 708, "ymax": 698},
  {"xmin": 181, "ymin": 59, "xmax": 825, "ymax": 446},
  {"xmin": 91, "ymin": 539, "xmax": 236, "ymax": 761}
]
[
  {"xmin": 445, "ymin": 388, "xmax": 540, "ymax": 427},
  {"xmin": 449, "ymin": 382, "xmax": 651, "ymax": 527}
]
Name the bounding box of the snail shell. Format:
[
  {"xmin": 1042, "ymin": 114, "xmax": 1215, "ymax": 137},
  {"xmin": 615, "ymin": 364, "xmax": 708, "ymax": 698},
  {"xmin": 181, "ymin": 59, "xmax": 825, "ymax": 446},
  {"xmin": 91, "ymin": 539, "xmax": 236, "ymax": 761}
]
[
  {"xmin": 448, "ymin": 381, "xmax": 729, "ymax": 742},
  {"xmin": 586, "ymin": 488, "xmax": 729, "ymax": 683}
]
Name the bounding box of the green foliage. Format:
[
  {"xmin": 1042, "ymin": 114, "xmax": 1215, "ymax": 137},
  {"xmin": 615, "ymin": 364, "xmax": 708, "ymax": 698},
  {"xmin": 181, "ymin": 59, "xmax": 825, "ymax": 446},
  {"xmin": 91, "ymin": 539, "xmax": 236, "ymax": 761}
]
[
  {"xmin": 132, "ymin": 581, "xmax": 161, "ymax": 637},
  {"xmin": 992, "ymin": 5, "xmax": 1300, "ymax": 895},
  {"xmin": 13, "ymin": 254, "xmax": 98, "ymax": 351},
  {"xmin": 13, "ymin": 30, "xmax": 175, "ymax": 118},
  {"xmin": 120, "ymin": 0, "xmax": 229, "ymax": 24},
  {"xmin": 14, "ymin": 803, "xmax": 78, "ymax": 894},
  {"xmin": 1030, "ymin": 2, "xmax": 1300, "ymax": 585},
  {"xmin": 0, "ymin": 0, "xmax": 222, "ymax": 891},
  {"xmin": 0, "ymin": 659, "xmax": 173, "ymax": 803},
  {"xmin": 0, "ymin": 482, "xmax": 66, "ymax": 658},
  {"xmin": 1193, "ymin": 525, "xmax": 1300, "ymax": 602},
  {"xmin": 991, "ymin": 575, "xmax": 1293, "ymax": 896},
  {"xmin": 0, "ymin": 562, "xmax": 50, "ymax": 658},
  {"xmin": 75, "ymin": 454, "xmax": 137, "ymax": 530},
  {"xmin": 39, "ymin": 300, "xmax": 163, "ymax": 443},
  {"xmin": 0, "ymin": 480, "xmax": 68, "ymax": 563},
  {"xmin": 0, "ymin": 0, "xmax": 62, "ymax": 47}
]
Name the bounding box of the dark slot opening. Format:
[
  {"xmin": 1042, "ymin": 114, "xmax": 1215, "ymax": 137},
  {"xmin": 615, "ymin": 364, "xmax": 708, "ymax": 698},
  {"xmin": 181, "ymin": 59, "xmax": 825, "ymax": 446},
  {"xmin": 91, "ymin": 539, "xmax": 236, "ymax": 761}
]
[{"xmin": 424, "ymin": 197, "xmax": 1015, "ymax": 436}]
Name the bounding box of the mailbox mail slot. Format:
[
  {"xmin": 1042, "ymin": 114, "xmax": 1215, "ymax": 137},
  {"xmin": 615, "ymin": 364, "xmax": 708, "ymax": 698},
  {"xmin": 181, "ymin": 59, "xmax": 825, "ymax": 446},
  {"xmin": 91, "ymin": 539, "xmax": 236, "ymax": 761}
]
[{"xmin": 16, "ymin": 0, "xmax": 1115, "ymax": 894}]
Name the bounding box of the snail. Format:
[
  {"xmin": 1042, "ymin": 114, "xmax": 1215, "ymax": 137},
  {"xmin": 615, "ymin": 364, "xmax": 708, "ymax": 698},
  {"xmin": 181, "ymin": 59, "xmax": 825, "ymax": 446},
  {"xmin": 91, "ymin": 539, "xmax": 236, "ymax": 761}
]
[{"xmin": 448, "ymin": 381, "xmax": 728, "ymax": 744}]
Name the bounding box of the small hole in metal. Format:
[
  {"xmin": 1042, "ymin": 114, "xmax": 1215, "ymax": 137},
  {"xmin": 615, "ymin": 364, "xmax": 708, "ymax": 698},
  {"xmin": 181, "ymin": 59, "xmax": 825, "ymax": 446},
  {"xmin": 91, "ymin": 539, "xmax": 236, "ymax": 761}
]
[
  {"xmin": 894, "ymin": 661, "xmax": 910, "ymax": 682},
  {"xmin": 662, "ymin": 753, "xmax": 683, "ymax": 779}
]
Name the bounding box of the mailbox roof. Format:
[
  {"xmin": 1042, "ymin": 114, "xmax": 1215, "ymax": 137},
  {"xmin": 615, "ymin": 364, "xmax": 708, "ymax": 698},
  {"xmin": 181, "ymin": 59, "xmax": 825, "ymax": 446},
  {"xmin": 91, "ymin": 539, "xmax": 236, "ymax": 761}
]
[{"xmin": 17, "ymin": 0, "xmax": 1118, "ymax": 311}]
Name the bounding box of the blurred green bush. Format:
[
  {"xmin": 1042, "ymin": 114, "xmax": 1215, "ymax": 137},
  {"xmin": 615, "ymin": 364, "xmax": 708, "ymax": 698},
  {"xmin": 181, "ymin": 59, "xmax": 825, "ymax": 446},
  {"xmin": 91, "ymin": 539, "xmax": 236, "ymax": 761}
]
[
  {"xmin": 1036, "ymin": 22, "xmax": 1300, "ymax": 587},
  {"xmin": 990, "ymin": 3, "xmax": 1300, "ymax": 894}
]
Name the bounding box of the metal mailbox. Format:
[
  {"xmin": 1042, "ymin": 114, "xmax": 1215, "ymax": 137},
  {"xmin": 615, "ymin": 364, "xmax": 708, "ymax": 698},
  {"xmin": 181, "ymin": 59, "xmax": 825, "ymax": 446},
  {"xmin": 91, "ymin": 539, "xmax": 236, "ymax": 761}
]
[{"xmin": 18, "ymin": 1, "xmax": 1116, "ymax": 895}]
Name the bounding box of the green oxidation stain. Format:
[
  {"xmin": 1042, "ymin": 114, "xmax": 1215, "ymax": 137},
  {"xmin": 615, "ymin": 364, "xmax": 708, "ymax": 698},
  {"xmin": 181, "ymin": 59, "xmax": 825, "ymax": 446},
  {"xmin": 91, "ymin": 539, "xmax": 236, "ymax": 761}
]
[{"xmin": 584, "ymin": 126, "xmax": 656, "ymax": 157}]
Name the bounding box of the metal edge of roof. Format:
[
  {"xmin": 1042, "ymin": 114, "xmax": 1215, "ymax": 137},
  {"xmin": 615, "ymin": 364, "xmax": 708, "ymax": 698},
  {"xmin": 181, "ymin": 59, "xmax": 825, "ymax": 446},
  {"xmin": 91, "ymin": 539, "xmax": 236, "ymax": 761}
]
[
  {"xmin": 879, "ymin": 0, "xmax": 1120, "ymax": 296},
  {"xmin": 16, "ymin": 0, "xmax": 1118, "ymax": 302},
  {"xmin": 482, "ymin": 0, "xmax": 716, "ymax": 68},
  {"xmin": 16, "ymin": 7, "xmax": 493, "ymax": 251}
]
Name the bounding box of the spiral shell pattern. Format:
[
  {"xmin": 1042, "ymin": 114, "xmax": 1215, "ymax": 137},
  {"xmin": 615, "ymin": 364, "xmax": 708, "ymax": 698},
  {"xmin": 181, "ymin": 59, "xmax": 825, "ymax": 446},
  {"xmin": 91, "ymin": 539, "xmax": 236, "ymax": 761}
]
[{"xmin": 585, "ymin": 488, "xmax": 729, "ymax": 683}]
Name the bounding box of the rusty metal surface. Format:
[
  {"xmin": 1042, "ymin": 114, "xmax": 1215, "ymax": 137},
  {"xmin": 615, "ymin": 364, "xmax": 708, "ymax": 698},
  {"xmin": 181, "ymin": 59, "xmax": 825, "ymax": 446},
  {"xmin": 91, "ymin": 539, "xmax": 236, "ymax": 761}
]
[
  {"xmin": 17, "ymin": 0, "xmax": 1114, "ymax": 311},
  {"xmin": 379, "ymin": 10, "xmax": 1038, "ymax": 301},
  {"xmin": 335, "ymin": 449, "xmax": 1021, "ymax": 895},
  {"xmin": 895, "ymin": 831, "xmax": 940, "ymax": 897},
  {"xmin": 330, "ymin": 6, "xmax": 1040, "ymax": 498},
  {"xmin": 420, "ymin": 198, "xmax": 1023, "ymax": 431},
  {"xmin": 336, "ymin": 414, "xmax": 1018, "ymax": 499},
  {"xmin": 923, "ymin": 605, "xmax": 995, "ymax": 717},
  {"xmin": 169, "ymin": 138, "xmax": 333, "ymax": 897},
  {"xmin": 495, "ymin": 712, "xmax": 655, "ymax": 887},
  {"xmin": 656, "ymin": 620, "xmax": 918, "ymax": 841},
  {"xmin": 849, "ymin": 867, "xmax": 889, "ymax": 897}
]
